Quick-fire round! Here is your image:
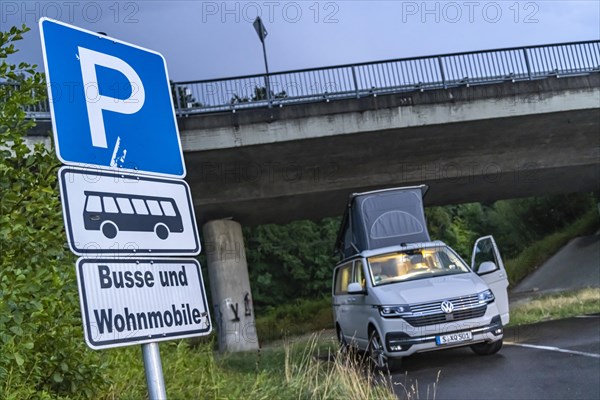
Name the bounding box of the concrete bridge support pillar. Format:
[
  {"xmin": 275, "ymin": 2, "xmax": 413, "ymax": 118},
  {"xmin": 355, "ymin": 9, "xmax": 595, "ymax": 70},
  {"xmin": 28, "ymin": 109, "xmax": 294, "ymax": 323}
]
[{"xmin": 203, "ymin": 219, "xmax": 259, "ymax": 352}]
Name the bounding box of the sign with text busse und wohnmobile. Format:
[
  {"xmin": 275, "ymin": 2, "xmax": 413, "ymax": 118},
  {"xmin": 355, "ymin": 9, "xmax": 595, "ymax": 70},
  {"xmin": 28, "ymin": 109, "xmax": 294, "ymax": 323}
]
[{"xmin": 76, "ymin": 258, "xmax": 211, "ymax": 349}]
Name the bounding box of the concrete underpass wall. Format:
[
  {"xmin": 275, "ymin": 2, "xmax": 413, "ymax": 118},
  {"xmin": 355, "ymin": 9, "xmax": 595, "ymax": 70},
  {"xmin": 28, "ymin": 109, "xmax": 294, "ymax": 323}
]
[{"xmin": 179, "ymin": 75, "xmax": 600, "ymax": 225}]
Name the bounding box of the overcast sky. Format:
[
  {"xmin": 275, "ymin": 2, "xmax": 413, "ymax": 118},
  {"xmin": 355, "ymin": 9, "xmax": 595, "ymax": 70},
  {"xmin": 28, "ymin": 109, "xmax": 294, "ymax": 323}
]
[{"xmin": 2, "ymin": 1, "xmax": 599, "ymax": 81}]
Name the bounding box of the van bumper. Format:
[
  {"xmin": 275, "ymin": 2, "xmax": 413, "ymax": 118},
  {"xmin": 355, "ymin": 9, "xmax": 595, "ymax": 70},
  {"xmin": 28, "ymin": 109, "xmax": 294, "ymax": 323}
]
[{"xmin": 385, "ymin": 315, "xmax": 503, "ymax": 356}]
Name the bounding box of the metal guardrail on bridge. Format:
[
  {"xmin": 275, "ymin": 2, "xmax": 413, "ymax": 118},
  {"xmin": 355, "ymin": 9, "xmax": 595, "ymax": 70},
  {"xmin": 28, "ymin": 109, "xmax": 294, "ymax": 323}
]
[
  {"xmin": 173, "ymin": 40, "xmax": 600, "ymax": 115},
  {"xmin": 14, "ymin": 40, "xmax": 600, "ymax": 119}
]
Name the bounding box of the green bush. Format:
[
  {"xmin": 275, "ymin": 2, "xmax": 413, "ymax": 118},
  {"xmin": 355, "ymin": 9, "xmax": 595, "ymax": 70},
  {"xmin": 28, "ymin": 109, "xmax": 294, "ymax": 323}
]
[
  {"xmin": 426, "ymin": 193, "xmax": 597, "ymax": 260},
  {"xmin": 244, "ymin": 219, "xmax": 339, "ymax": 310},
  {"xmin": 0, "ymin": 25, "xmax": 109, "ymax": 399}
]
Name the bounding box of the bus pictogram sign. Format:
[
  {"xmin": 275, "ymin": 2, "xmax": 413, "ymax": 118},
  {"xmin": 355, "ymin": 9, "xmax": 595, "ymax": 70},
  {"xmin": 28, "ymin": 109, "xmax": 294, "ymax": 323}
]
[
  {"xmin": 58, "ymin": 166, "xmax": 200, "ymax": 256},
  {"xmin": 82, "ymin": 191, "xmax": 184, "ymax": 240}
]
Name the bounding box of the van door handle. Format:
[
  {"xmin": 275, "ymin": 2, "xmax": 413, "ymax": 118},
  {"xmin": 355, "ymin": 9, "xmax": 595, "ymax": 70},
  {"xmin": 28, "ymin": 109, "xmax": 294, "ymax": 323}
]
[{"xmin": 346, "ymin": 298, "xmax": 357, "ymax": 303}]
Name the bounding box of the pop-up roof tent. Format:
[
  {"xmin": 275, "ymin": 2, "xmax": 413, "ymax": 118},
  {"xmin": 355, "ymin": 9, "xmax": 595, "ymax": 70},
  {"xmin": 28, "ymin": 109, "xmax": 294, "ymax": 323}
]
[{"xmin": 335, "ymin": 185, "xmax": 431, "ymax": 259}]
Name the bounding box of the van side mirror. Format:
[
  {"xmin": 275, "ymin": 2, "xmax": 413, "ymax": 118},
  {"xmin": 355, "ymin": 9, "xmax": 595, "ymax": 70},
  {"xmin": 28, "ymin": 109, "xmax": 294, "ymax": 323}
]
[
  {"xmin": 477, "ymin": 261, "xmax": 498, "ymax": 275},
  {"xmin": 348, "ymin": 282, "xmax": 366, "ymax": 294}
]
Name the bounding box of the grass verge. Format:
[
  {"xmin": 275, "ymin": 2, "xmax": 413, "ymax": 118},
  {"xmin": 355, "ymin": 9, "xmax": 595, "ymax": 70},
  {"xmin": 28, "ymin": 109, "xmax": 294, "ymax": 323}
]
[
  {"xmin": 255, "ymin": 297, "xmax": 332, "ymax": 343},
  {"xmin": 99, "ymin": 334, "xmax": 398, "ymax": 400},
  {"xmin": 509, "ymin": 287, "xmax": 600, "ymax": 326},
  {"xmin": 504, "ymin": 208, "xmax": 599, "ymax": 285}
]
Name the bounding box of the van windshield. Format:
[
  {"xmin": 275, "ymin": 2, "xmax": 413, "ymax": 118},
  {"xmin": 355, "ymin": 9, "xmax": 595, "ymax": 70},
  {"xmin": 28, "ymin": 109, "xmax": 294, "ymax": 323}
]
[{"xmin": 368, "ymin": 246, "xmax": 469, "ymax": 286}]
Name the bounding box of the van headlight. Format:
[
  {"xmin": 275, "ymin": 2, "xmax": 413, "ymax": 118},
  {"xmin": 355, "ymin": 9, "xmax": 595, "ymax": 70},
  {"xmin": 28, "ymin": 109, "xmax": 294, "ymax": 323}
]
[
  {"xmin": 477, "ymin": 289, "xmax": 495, "ymax": 304},
  {"xmin": 378, "ymin": 305, "xmax": 411, "ymax": 317}
]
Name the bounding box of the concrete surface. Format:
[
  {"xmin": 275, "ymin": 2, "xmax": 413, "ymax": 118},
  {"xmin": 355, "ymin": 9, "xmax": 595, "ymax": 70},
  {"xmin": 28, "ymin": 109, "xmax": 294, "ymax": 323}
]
[
  {"xmin": 203, "ymin": 220, "xmax": 259, "ymax": 352},
  {"xmin": 181, "ymin": 75, "xmax": 599, "ymax": 225}
]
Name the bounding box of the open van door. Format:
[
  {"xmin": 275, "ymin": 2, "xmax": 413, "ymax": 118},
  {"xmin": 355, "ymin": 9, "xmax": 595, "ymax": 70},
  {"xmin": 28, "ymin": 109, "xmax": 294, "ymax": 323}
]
[{"xmin": 471, "ymin": 236, "xmax": 510, "ymax": 325}]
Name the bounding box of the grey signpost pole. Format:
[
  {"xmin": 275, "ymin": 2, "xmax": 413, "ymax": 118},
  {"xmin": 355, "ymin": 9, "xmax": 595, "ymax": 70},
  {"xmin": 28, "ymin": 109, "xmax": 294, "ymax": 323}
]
[{"xmin": 142, "ymin": 343, "xmax": 167, "ymax": 399}]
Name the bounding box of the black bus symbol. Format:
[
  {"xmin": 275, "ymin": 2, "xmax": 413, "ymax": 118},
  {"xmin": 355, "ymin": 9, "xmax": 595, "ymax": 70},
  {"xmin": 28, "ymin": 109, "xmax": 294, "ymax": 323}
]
[{"xmin": 83, "ymin": 191, "xmax": 184, "ymax": 240}]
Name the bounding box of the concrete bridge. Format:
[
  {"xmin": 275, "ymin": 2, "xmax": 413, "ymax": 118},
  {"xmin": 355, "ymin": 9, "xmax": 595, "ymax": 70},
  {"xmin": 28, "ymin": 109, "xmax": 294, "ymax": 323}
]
[
  {"xmin": 23, "ymin": 39, "xmax": 600, "ymax": 351},
  {"xmin": 27, "ymin": 41, "xmax": 600, "ymax": 226},
  {"xmin": 180, "ymin": 74, "xmax": 600, "ymax": 226}
]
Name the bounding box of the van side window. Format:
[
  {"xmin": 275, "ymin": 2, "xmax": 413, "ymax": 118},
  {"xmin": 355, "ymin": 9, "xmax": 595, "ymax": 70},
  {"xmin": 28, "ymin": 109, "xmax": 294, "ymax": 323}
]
[
  {"xmin": 473, "ymin": 239, "xmax": 499, "ymax": 273},
  {"xmin": 353, "ymin": 260, "xmax": 365, "ymax": 289},
  {"xmin": 334, "ymin": 263, "xmax": 352, "ymax": 295}
]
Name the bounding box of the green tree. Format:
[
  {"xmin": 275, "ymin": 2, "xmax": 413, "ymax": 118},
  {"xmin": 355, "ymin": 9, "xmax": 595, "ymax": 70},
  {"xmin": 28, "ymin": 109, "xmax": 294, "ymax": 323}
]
[
  {"xmin": 0, "ymin": 25, "xmax": 109, "ymax": 398},
  {"xmin": 425, "ymin": 194, "xmax": 596, "ymax": 260},
  {"xmin": 170, "ymin": 80, "xmax": 202, "ymax": 110},
  {"xmin": 230, "ymin": 86, "xmax": 287, "ymax": 105},
  {"xmin": 244, "ymin": 218, "xmax": 339, "ymax": 309}
]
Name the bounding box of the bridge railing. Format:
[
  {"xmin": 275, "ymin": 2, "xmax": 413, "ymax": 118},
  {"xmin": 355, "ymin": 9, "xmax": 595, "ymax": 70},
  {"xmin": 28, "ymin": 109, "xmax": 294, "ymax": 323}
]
[
  {"xmin": 15, "ymin": 40, "xmax": 600, "ymax": 119},
  {"xmin": 1, "ymin": 81, "xmax": 51, "ymax": 120},
  {"xmin": 173, "ymin": 40, "xmax": 600, "ymax": 115}
]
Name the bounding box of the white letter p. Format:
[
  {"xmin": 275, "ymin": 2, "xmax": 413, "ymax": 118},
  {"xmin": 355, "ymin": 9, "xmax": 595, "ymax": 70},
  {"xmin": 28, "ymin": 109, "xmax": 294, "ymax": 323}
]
[{"xmin": 78, "ymin": 46, "xmax": 145, "ymax": 148}]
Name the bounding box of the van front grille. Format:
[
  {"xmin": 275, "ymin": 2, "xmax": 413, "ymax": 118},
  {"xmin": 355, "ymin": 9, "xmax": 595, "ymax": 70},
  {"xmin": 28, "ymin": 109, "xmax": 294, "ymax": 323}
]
[
  {"xmin": 410, "ymin": 294, "xmax": 480, "ymax": 314},
  {"xmin": 403, "ymin": 294, "xmax": 488, "ymax": 327},
  {"xmin": 404, "ymin": 304, "xmax": 487, "ymax": 327}
]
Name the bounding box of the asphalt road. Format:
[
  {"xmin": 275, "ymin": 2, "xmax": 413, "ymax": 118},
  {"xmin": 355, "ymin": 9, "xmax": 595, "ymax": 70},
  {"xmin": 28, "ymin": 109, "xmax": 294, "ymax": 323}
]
[
  {"xmin": 513, "ymin": 232, "xmax": 600, "ymax": 296},
  {"xmin": 390, "ymin": 316, "xmax": 600, "ymax": 400}
]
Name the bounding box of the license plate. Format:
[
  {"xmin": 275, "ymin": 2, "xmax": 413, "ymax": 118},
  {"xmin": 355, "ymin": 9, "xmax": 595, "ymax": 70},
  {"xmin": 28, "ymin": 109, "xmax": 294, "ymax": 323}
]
[{"xmin": 436, "ymin": 331, "xmax": 473, "ymax": 345}]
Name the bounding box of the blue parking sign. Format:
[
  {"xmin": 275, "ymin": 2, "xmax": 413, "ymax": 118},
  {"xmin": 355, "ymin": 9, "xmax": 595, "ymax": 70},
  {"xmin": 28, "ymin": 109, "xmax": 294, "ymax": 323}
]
[{"xmin": 39, "ymin": 18, "xmax": 186, "ymax": 178}]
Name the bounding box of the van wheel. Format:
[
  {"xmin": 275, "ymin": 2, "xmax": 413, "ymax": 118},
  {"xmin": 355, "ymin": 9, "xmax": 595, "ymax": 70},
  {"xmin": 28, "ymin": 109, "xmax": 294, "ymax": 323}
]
[
  {"xmin": 471, "ymin": 339, "xmax": 503, "ymax": 355},
  {"xmin": 368, "ymin": 330, "xmax": 401, "ymax": 372},
  {"xmin": 101, "ymin": 221, "xmax": 118, "ymax": 239}
]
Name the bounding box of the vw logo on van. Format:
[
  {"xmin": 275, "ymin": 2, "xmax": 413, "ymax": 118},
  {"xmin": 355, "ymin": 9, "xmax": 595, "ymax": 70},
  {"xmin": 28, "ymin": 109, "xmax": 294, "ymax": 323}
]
[{"xmin": 441, "ymin": 300, "xmax": 454, "ymax": 314}]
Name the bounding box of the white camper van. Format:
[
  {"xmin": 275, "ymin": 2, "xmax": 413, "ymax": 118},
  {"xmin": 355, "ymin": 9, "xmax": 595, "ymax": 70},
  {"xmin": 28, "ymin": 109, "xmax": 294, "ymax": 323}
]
[{"xmin": 332, "ymin": 186, "xmax": 509, "ymax": 371}]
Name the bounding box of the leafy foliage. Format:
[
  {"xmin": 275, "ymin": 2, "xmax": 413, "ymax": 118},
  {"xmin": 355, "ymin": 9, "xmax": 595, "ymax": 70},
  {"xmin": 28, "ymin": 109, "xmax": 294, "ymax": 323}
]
[
  {"xmin": 244, "ymin": 218, "xmax": 339, "ymax": 309},
  {"xmin": 230, "ymin": 86, "xmax": 288, "ymax": 104},
  {"xmin": 426, "ymin": 193, "xmax": 597, "ymax": 260},
  {"xmin": 0, "ymin": 25, "xmax": 109, "ymax": 399},
  {"xmin": 255, "ymin": 297, "xmax": 332, "ymax": 342},
  {"xmin": 170, "ymin": 80, "xmax": 201, "ymax": 110}
]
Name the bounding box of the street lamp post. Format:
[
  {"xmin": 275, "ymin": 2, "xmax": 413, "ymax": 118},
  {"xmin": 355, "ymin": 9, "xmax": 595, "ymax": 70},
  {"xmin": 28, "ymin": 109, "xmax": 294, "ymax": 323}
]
[{"xmin": 253, "ymin": 16, "xmax": 271, "ymax": 107}]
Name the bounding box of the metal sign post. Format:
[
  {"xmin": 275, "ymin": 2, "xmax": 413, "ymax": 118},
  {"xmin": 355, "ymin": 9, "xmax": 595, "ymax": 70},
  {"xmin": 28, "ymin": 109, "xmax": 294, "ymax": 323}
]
[{"xmin": 143, "ymin": 343, "xmax": 167, "ymax": 400}]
